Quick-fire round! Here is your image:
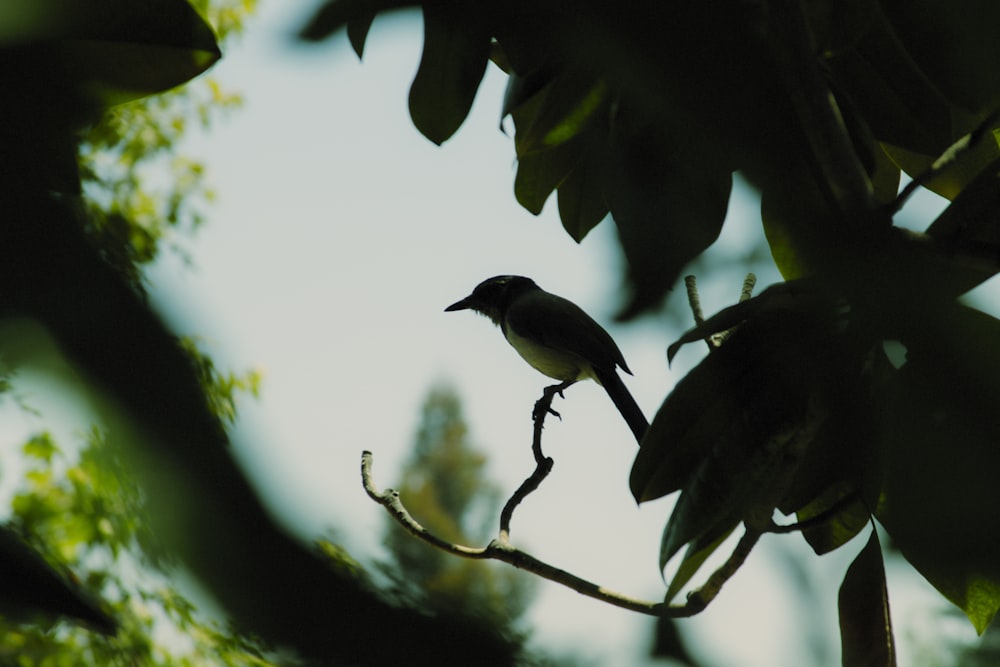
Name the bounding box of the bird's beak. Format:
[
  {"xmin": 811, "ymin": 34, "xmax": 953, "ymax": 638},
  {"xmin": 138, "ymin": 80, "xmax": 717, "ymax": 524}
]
[{"xmin": 444, "ymin": 296, "xmax": 473, "ymax": 312}]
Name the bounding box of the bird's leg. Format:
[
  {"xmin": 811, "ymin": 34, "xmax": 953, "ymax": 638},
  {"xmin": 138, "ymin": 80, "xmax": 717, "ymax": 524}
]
[{"xmin": 533, "ymin": 380, "xmax": 575, "ymax": 423}]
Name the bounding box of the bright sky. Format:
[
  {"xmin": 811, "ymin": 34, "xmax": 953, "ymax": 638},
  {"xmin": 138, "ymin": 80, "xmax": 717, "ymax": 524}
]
[{"xmin": 4, "ymin": 1, "xmax": 983, "ymax": 665}]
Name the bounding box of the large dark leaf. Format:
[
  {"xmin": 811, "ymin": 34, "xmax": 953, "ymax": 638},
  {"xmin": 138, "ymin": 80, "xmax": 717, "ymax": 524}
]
[
  {"xmin": 839, "ymin": 529, "xmax": 896, "ymax": 667},
  {"xmin": 880, "ymin": 0, "xmax": 1000, "ymax": 114},
  {"xmin": 877, "ymin": 304, "xmax": 1000, "ymax": 634},
  {"xmin": 605, "ymin": 118, "xmax": 731, "ymax": 319},
  {"xmin": 1, "ymin": 0, "xmax": 221, "ymax": 106},
  {"xmin": 408, "ymin": 2, "xmax": 491, "ymax": 145}
]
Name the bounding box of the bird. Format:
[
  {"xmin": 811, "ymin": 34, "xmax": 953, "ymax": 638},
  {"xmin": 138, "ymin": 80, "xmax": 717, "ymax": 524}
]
[{"xmin": 445, "ymin": 275, "xmax": 648, "ymax": 443}]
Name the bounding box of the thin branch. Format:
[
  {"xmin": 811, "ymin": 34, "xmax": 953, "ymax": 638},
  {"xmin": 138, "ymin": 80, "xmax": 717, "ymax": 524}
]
[
  {"xmin": 684, "ymin": 273, "xmax": 758, "ymax": 351},
  {"xmin": 362, "ymin": 450, "xmax": 761, "ymax": 618},
  {"xmin": 890, "ymin": 108, "xmax": 1000, "ymax": 214},
  {"xmin": 498, "ymin": 382, "xmax": 570, "ymax": 540}
]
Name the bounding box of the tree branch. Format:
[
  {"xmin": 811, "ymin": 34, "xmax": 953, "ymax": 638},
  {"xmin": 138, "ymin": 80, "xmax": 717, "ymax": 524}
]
[
  {"xmin": 497, "ymin": 382, "xmax": 570, "ymax": 540},
  {"xmin": 361, "ymin": 450, "xmax": 761, "ymax": 618}
]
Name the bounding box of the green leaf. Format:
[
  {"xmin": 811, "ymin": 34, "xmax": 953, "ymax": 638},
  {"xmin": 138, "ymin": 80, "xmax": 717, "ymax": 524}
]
[
  {"xmin": 633, "ymin": 304, "xmax": 823, "ymax": 503},
  {"xmin": 23, "ymin": 433, "xmax": 58, "ymax": 463},
  {"xmin": 605, "ymin": 122, "xmax": 731, "ymax": 319},
  {"xmin": 883, "ymin": 126, "xmax": 1000, "ymax": 202},
  {"xmin": 556, "ymin": 155, "xmax": 609, "ymax": 242},
  {"xmin": 919, "ymin": 155, "xmax": 1000, "ymax": 294},
  {"xmin": 824, "ymin": 7, "xmax": 953, "ymax": 156},
  {"xmin": 664, "ymin": 525, "xmax": 736, "ymax": 602},
  {"xmin": 838, "ymin": 529, "xmax": 895, "ymax": 667},
  {"xmin": 513, "ymin": 139, "xmax": 582, "ymax": 216},
  {"xmin": 513, "ymin": 72, "xmax": 608, "ymax": 157},
  {"xmin": 298, "ymin": 0, "xmax": 406, "ymax": 44},
  {"xmin": 1, "ymin": 0, "xmax": 222, "ymax": 106},
  {"xmin": 877, "ymin": 305, "xmax": 1000, "ymax": 634},
  {"xmin": 880, "ymin": 0, "xmax": 1000, "ymax": 113},
  {"xmin": 408, "ymin": 3, "xmax": 491, "ymax": 145},
  {"xmin": 797, "ymin": 490, "xmax": 870, "ymax": 556}
]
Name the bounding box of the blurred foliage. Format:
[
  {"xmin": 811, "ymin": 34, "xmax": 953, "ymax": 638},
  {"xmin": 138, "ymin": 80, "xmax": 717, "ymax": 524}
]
[
  {"xmin": 0, "ymin": 0, "xmax": 526, "ymax": 663},
  {"xmin": 0, "ymin": 428, "xmax": 276, "ymax": 666},
  {"xmin": 301, "ymin": 0, "xmax": 1000, "ymax": 663},
  {"xmin": 78, "ymin": 0, "xmax": 257, "ymax": 289},
  {"xmin": 380, "ymin": 385, "xmax": 536, "ymax": 637}
]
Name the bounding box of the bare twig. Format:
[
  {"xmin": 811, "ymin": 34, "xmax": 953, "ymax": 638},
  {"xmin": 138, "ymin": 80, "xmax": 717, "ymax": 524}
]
[
  {"xmin": 684, "ymin": 273, "xmax": 758, "ymax": 350},
  {"xmin": 362, "ymin": 450, "xmax": 760, "ymax": 618},
  {"xmin": 498, "ymin": 381, "xmax": 570, "ymax": 540}
]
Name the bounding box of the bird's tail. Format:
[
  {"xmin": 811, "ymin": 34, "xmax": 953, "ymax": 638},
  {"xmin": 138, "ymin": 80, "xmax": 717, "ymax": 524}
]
[{"xmin": 595, "ymin": 368, "xmax": 648, "ymax": 445}]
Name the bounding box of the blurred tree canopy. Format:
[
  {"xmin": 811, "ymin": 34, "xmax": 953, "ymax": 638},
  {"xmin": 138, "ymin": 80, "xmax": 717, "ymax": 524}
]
[
  {"xmin": 301, "ymin": 1, "xmax": 1000, "ymax": 664},
  {"xmin": 380, "ymin": 385, "xmax": 536, "ymax": 637}
]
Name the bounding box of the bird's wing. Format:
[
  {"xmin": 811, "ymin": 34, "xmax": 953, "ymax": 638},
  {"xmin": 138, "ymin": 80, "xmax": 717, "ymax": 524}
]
[{"xmin": 505, "ymin": 289, "xmax": 632, "ymax": 374}]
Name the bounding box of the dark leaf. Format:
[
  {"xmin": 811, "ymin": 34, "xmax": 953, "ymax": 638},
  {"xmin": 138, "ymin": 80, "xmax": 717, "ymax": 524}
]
[
  {"xmin": 557, "ymin": 154, "xmax": 609, "ymax": 242},
  {"xmin": 839, "ymin": 529, "xmax": 895, "ymax": 667},
  {"xmin": 1, "ymin": 0, "xmax": 221, "ymax": 106},
  {"xmin": 877, "ymin": 304, "xmax": 1000, "ymax": 634},
  {"xmin": 664, "ymin": 526, "xmax": 736, "ymax": 603},
  {"xmin": 346, "ymin": 14, "xmax": 376, "ymax": 59},
  {"xmin": 408, "ymin": 2, "xmax": 491, "ymax": 145},
  {"xmin": 797, "ymin": 490, "xmax": 870, "ymax": 556},
  {"xmin": 881, "ymin": 0, "xmax": 1000, "ymax": 113},
  {"xmin": 513, "ymin": 139, "xmax": 581, "ymax": 216},
  {"xmin": 917, "ymin": 155, "xmax": 1000, "ymax": 295},
  {"xmin": 298, "ymin": 0, "xmax": 410, "ymax": 43},
  {"xmin": 825, "ymin": 6, "xmax": 953, "ymax": 156},
  {"xmin": 605, "ymin": 119, "xmax": 731, "ymax": 320},
  {"xmin": 512, "ymin": 70, "xmax": 608, "ymax": 157}
]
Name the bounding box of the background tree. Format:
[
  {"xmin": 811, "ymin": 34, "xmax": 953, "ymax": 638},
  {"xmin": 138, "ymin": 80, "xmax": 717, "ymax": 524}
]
[{"xmin": 381, "ymin": 384, "xmax": 536, "ymax": 635}]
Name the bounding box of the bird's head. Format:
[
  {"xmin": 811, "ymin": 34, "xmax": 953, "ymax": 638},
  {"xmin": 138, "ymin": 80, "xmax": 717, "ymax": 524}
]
[{"xmin": 445, "ymin": 275, "xmax": 537, "ymax": 325}]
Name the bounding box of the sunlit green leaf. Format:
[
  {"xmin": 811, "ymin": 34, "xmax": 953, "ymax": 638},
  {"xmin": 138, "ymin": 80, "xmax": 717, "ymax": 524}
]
[{"xmin": 513, "ymin": 72, "xmax": 607, "ymax": 157}]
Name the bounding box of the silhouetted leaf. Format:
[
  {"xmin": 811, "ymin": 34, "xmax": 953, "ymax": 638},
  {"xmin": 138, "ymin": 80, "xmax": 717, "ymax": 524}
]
[
  {"xmin": 881, "ymin": 0, "xmax": 1000, "ymax": 113},
  {"xmin": 408, "ymin": 2, "xmax": 491, "ymax": 145},
  {"xmin": 1, "ymin": 0, "xmax": 221, "ymax": 106},
  {"xmin": 298, "ymin": 0, "xmax": 409, "ymax": 43},
  {"xmin": 798, "ymin": 491, "xmax": 870, "ymax": 556},
  {"xmin": 512, "ymin": 70, "xmax": 608, "ymax": 157},
  {"xmin": 347, "ymin": 14, "xmax": 376, "ymax": 58},
  {"xmin": 557, "ymin": 155, "xmax": 609, "ymax": 242},
  {"xmin": 878, "ymin": 305, "xmax": 1000, "ymax": 634},
  {"xmin": 513, "ymin": 139, "xmax": 581, "ymax": 216},
  {"xmin": 664, "ymin": 526, "xmax": 736, "ymax": 603},
  {"xmin": 839, "ymin": 529, "xmax": 895, "ymax": 667},
  {"xmin": 606, "ymin": 119, "xmax": 731, "ymax": 319}
]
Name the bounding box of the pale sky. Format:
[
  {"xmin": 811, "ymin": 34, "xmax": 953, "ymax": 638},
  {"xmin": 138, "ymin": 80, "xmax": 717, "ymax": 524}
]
[{"xmin": 3, "ymin": 1, "xmax": 982, "ymax": 665}]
